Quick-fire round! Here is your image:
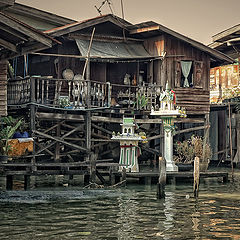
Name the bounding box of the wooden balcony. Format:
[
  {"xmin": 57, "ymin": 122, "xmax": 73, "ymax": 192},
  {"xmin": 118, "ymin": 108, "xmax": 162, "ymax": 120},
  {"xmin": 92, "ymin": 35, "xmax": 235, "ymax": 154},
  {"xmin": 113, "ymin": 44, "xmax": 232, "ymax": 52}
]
[{"xmin": 7, "ymin": 77, "xmax": 163, "ymax": 112}]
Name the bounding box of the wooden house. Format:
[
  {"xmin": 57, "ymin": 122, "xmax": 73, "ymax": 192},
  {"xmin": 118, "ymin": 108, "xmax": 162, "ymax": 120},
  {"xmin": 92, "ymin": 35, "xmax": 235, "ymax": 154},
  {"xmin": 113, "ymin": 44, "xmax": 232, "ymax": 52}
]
[
  {"xmin": 5, "ymin": 14, "xmax": 234, "ymax": 177},
  {"xmin": 0, "ymin": 2, "xmax": 58, "ymax": 117},
  {"xmin": 209, "ymin": 24, "xmax": 240, "ymax": 103}
]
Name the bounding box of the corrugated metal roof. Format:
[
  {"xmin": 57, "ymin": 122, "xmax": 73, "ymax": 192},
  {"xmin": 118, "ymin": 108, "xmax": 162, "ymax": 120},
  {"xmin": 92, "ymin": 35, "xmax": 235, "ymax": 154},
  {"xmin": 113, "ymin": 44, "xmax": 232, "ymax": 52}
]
[{"xmin": 75, "ymin": 39, "xmax": 153, "ymax": 59}]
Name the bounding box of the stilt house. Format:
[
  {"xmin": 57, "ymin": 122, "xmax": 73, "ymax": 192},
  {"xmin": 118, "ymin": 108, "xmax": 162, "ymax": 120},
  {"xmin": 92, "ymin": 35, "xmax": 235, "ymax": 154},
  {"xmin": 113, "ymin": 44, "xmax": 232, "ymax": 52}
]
[{"xmin": 6, "ymin": 14, "xmax": 234, "ymax": 166}]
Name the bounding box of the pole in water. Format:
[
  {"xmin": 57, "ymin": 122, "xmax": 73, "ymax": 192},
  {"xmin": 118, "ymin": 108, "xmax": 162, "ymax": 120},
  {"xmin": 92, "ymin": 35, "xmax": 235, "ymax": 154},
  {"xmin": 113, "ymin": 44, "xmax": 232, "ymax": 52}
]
[
  {"xmin": 193, "ymin": 156, "xmax": 200, "ymax": 198},
  {"xmin": 122, "ymin": 167, "xmax": 126, "ymax": 187},
  {"xmin": 157, "ymin": 157, "xmax": 166, "ymax": 199}
]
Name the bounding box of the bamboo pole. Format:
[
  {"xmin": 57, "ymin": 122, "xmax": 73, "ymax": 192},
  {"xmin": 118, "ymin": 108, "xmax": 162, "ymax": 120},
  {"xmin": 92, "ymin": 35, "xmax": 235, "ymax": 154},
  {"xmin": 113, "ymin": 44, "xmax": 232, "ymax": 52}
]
[{"xmin": 82, "ymin": 27, "xmax": 95, "ymax": 80}]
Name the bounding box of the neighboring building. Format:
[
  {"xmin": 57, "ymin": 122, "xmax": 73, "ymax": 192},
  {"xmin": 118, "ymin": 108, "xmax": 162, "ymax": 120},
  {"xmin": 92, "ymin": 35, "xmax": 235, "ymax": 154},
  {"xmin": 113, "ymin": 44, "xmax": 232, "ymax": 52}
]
[
  {"xmin": 209, "ymin": 24, "xmax": 240, "ymax": 103},
  {"xmin": 209, "ymin": 25, "xmax": 240, "ymax": 164},
  {"xmin": 0, "ymin": 2, "xmax": 57, "ymax": 116}
]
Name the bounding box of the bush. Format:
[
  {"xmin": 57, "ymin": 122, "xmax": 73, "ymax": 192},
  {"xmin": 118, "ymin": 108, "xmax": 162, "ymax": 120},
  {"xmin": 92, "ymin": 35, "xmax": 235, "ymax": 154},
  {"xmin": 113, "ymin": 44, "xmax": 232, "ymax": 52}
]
[{"xmin": 174, "ymin": 136, "xmax": 212, "ymax": 164}]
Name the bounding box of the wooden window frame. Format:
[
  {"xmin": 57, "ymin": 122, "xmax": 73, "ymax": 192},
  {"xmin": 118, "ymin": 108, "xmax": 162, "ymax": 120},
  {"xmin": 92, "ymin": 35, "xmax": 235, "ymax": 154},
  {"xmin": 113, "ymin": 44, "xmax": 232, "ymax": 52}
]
[{"xmin": 174, "ymin": 60, "xmax": 203, "ymax": 89}]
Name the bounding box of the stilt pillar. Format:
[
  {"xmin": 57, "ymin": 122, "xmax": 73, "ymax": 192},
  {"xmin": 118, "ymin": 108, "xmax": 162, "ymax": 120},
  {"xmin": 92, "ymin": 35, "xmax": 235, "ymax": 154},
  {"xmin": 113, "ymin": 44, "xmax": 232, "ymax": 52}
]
[
  {"xmin": 24, "ymin": 175, "xmax": 31, "ymax": 190},
  {"xmin": 6, "ymin": 175, "xmax": 13, "ymax": 190}
]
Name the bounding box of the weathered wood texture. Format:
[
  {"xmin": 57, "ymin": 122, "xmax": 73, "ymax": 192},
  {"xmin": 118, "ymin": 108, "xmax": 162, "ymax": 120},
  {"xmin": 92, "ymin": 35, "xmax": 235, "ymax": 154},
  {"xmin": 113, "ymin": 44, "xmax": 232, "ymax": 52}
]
[
  {"xmin": 193, "ymin": 156, "xmax": 200, "ymax": 197},
  {"xmin": 174, "ymin": 88, "xmax": 210, "ymax": 115},
  {"xmin": 157, "ymin": 157, "xmax": 166, "ymax": 199},
  {"xmin": 144, "ymin": 34, "xmax": 211, "ymax": 114},
  {"xmin": 0, "ymin": 60, "xmax": 7, "ymax": 116}
]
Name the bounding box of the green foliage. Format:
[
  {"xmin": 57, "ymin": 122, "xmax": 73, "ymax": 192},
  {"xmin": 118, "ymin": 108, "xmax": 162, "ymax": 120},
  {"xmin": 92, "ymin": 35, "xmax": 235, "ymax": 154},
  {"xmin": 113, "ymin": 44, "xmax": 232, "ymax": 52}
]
[
  {"xmin": 0, "ymin": 116, "xmax": 22, "ymax": 155},
  {"xmin": 135, "ymin": 94, "xmax": 148, "ymax": 109}
]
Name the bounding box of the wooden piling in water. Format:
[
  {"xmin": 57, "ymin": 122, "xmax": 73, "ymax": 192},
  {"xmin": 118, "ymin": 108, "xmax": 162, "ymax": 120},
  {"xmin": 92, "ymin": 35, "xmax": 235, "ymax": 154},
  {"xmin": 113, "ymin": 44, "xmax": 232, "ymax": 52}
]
[
  {"xmin": 122, "ymin": 167, "xmax": 126, "ymax": 186},
  {"xmin": 157, "ymin": 157, "xmax": 166, "ymax": 199},
  {"xmin": 90, "ymin": 153, "xmax": 97, "ymax": 183},
  {"xmin": 6, "ymin": 175, "xmax": 13, "ymax": 190},
  {"xmin": 193, "ymin": 156, "xmax": 200, "ymax": 198},
  {"xmin": 24, "ymin": 175, "xmax": 30, "ymax": 190}
]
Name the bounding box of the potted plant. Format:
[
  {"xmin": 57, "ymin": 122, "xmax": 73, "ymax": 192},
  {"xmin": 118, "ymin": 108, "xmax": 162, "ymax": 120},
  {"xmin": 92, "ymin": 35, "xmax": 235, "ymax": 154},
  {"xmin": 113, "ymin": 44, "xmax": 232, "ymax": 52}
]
[
  {"xmin": 174, "ymin": 136, "xmax": 212, "ymax": 172},
  {"xmin": 0, "ymin": 116, "xmax": 22, "ymax": 162}
]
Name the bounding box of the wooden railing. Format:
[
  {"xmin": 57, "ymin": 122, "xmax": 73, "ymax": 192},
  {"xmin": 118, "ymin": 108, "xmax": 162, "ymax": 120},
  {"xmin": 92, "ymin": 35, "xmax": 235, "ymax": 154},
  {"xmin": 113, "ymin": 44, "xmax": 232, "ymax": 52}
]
[
  {"xmin": 7, "ymin": 77, "xmax": 31, "ymax": 105},
  {"xmin": 8, "ymin": 77, "xmax": 111, "ymax": 109},
  {"xmin": 7, "ymin": 77, "xmax": 162, "ymax": 111},
  {"xmin": 111, "ymin": 83, "xmax": 162, "ymax": 111}
]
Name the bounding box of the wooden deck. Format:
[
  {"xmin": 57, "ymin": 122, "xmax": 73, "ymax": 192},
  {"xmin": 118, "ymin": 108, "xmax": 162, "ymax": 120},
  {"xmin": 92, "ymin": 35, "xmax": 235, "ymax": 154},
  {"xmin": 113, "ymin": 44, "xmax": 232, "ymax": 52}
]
[
  {"xmin": 0, "ymin": 161, "xmax": 228, "ymax": 189},
  {"xmin": 124, "ymin": 171, "xmax": 229, "ymax": 183}
]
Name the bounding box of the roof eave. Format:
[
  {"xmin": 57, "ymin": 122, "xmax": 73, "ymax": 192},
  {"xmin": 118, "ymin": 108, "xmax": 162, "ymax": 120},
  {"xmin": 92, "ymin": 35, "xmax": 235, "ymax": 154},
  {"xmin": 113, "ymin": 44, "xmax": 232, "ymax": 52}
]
[{"xmin": 129, "ymin": 23, "xmax": 235, "ymax": 65}]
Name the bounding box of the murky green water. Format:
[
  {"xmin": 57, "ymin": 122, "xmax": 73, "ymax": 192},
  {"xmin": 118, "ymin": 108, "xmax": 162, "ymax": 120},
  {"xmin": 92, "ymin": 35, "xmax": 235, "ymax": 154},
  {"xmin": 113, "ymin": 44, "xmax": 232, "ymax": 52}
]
[{"xmin": 0, "ymin": 169, "xmax": 240, "ymax": 240}]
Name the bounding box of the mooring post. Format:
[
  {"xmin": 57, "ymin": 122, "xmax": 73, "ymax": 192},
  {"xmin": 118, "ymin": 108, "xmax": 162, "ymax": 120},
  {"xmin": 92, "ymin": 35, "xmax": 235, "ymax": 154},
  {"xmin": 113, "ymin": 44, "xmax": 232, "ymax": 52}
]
[
  {"xmin": 24, "ymin": 175, "xmax": 31, "ymax": 190},
  {"xmin": 30, "ymin": 77, "xmax": 37, "ymax": 173},
  {"xmin": 193, "ymin": 156, "xmax": 200, "ymax": 198},
  {"xmin": 6, "ymin": 175, "xmax": 13, "ymax": 191},
  {"xmin": 122, "ymin": 167, "xmax": 126, "ymax": 186},
  {"xmin": 109, "ymin": 166, "xmax": 115, "ymax": 185},
  {"xmin": 84, "ymin": 174, "xmax": 90, "ymax": 186},
  {"xmin": 157, "ymin": 157, "xmax": 166, "ymax": 199},
  {"xmin": 90, "ymin": 153, "xmax": 97, "ymax": 183}
]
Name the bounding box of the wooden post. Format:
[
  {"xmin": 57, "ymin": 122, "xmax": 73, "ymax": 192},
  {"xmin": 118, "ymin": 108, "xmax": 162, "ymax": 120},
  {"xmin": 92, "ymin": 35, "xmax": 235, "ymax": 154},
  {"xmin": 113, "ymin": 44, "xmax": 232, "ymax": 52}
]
[
  {"xmin": 228, "ymin": 103, "xmax": 234, "ymax": 179},
  {"xmin": 55, "ymin": 121, "xmax": 61, "ymax": 162},
  {"xmin": 6, "ymin": 175, "xmax": 13, "ymax": 190},
  {"xmin": 90, "ymin": 153, "xmax": 97, "ymax": 183},
  {"xmin": 109, "ymin": 166, "xmax": 115, "ymax": 185},
  {"xmin": 157, "ymin": 157, "xmax": 166, "ymax": 199},
  {"xmin": 234, "ymin": 114, "xmax": 240, "ymax": 165},
  {"xmin": 84, "ymin": 174, "xmax": 90, "ymax": 186},
  {"xmin": 24, "ymin": 175, "xmax": 30, "ymax": 190},
  {"xmin": 193, "ymin": 156, "xmax": 200, "ymax": 198},
  {"xmin": 122, "ymin": 167, "xmax": 126, "ymax": 186},
  {"xmin": 30, "ymin": 77, "xmax": 36, "ymax": 171}
]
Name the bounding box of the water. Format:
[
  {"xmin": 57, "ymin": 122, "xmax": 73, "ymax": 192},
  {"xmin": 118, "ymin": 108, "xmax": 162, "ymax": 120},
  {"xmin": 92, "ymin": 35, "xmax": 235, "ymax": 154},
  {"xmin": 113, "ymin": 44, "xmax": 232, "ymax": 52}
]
[{"xmin": 0, "ymin": 169, "xmax": 240, "ymax": 240}]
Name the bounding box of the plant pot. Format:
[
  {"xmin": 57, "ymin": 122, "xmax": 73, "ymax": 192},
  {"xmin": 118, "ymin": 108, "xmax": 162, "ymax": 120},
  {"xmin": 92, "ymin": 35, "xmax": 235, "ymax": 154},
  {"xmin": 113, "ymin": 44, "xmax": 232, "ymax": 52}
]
[
  {"xmin": 199, "ymin": 162, "xmax": 209, "ymax": 172},
  {"xmin": 0, "ymin": 155, "xmax": 8, "ymax": 163}
]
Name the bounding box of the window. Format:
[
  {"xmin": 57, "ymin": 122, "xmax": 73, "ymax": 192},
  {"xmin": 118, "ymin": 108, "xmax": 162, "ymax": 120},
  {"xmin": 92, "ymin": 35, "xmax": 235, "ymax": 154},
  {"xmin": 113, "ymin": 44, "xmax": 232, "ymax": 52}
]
[
  {"xmin": 175, "ymin": 60, "xmax": 203, "ymax": 88},
  {"xmin": 180, "ymin": 61, "xmax": 193, "ymax": 87}
]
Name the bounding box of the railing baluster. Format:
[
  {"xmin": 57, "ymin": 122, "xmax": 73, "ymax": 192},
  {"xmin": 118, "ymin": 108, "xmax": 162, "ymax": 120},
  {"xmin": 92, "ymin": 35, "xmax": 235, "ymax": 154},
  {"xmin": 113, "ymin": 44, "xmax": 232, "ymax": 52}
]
[
  {"xmin": 41, "ymin": 79, "xmax": 44, "ymax": 104},
  {"xmin": 46, "ymin": 79, "xmax": 49, "ymax": 104},
  {"xmin": 102, "ymin": 84, "xmax": 104, "ymax": 107}
]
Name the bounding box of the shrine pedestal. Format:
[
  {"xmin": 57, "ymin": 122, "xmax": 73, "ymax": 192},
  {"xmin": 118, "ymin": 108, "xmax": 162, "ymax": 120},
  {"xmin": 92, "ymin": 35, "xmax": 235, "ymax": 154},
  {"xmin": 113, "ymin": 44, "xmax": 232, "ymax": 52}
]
[{"xmin": 164, "ymin": 130, "xmax": 178, "ymax": 172}]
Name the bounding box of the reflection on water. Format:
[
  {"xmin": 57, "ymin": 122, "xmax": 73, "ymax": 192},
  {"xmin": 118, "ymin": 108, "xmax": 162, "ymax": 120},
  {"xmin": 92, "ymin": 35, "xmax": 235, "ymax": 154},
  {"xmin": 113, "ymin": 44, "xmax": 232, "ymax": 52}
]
[{"xmin": 0, "ymin": 169, "xmax": 240, "ymax": 239}]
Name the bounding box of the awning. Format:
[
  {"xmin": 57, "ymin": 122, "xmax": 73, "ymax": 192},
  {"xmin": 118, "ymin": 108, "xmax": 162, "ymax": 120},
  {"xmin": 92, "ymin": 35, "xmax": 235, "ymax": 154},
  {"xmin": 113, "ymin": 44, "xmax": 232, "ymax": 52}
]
[{"xmin": 75, "ymin": 39, "xmax": 153, "ymax": 60}]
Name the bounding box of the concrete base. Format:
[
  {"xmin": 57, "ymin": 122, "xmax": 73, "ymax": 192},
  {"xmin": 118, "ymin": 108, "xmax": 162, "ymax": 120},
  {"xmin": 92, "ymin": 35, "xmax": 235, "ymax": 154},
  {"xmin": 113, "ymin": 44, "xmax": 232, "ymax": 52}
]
[{"xmin": 166, "ymin": 163, "xmax": 178, "ymax": 172}]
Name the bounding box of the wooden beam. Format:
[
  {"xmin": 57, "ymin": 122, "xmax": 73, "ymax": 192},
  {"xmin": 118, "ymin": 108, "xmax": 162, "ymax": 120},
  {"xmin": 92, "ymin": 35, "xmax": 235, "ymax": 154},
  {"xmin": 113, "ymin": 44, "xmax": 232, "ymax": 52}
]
[
  {"xmin": 129, "ymin": 25, "xmax": 160, "ymax": 34},
  {"xmin": 0, "ymin": 0, "xmax": 14, "ymax": 9},
  {"xmin": 0, "ymin": 24, "xmax": 28, "ymax": 41},
  {"xmin": 212, "ymin": 24, "xmax": 240, "ymax": 43},
  {"xmin": 0, "ymin": 37, "xmax": 17, "ymax": 52},
  {"xmin": 174, "ymin": 125, "xmax": 209, "ymax": 136},
  {"xmin": 34, "ymin": 130, "xmax": 89, "ymax": 153},
  {"xmin": 0, "ymin": 13, "xmax": 52, "ymax": 47},
  {"xmin": 49, "ymin": 15, "xmax": 128, "ymax": 37},
  {"xmin": 92, "ymin": 123, "xmax": 112, "ymax": 135}
]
